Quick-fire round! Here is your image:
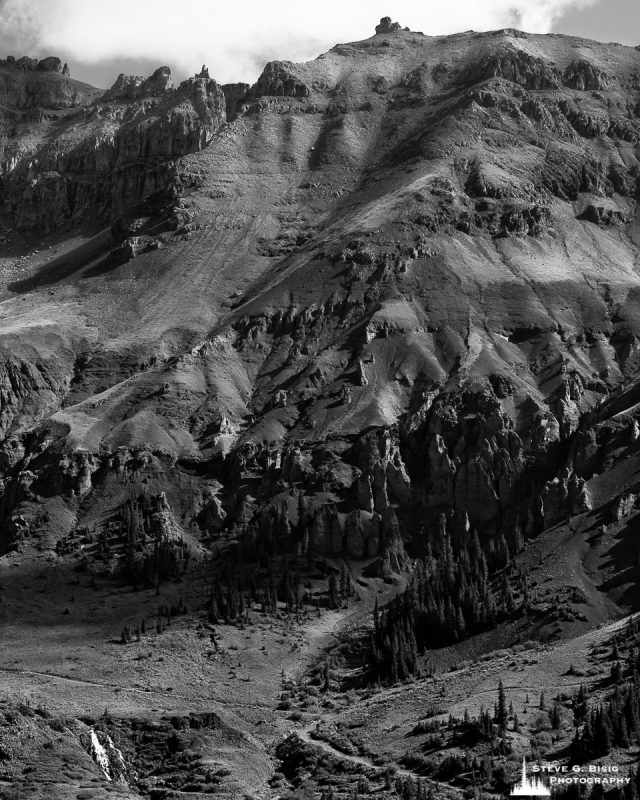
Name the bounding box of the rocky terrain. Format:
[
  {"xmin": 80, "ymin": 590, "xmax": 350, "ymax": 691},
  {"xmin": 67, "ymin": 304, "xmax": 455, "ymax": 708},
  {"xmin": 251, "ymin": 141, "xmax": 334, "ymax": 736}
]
[{"xmin": 1, "ymin": 16, "xmax": 640, "ymax": 800}]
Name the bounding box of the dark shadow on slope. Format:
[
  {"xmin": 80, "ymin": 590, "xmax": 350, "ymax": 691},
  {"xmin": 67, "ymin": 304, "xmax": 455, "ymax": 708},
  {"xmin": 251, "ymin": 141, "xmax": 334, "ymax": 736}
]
[
  {"xmin": 79, "ymin": 250, "xmax": 129, "ymax": 280},
  {"xmin": 594, "ymin": 512, "xmax": 640, "ymax": 609},
  {"xmin": 8, "ymin": 228, "xmax": 112, "ymax": 292}
]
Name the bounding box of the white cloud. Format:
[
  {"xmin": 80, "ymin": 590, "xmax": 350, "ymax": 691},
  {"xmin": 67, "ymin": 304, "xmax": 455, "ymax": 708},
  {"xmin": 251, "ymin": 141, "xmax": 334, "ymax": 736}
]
[{"xmin": 0, "ymin": 0, "xmax": 601, "ymax": 84}]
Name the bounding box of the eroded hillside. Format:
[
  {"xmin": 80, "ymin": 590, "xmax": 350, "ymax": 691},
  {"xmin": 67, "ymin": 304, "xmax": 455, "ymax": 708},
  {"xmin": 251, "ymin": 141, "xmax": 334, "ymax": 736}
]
[{"xmin": 1, "ymin": 18, "xmax": 640, "ymax": 800}]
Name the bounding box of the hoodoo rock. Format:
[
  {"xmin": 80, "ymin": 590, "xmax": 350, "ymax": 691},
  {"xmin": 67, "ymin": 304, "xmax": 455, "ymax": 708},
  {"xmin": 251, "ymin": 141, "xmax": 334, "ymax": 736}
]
[{"xmin": 375, "ymin": 16, "xmax": 402, "ymax": 34}]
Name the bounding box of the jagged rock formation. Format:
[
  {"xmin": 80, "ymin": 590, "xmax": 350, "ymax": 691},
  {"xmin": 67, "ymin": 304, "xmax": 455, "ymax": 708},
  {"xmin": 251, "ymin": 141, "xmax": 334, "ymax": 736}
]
[
  {"xmin": 251, "ymin": 61, "xmax": 310, "ymax": 98},
  {"xmin": 101, "ymin": 65, "xmax": 173, "ymax": 100},
  {"xmin": 0, "ymin": 26, "xmax": 637, "ymax": 589},
  {"xmin": 0, "ymin": 55, "xmax": 67, "ymax": 74},
  {"xmin": 0, "ymin": 63, "xmax": 226, "ymax": 232},
  {"xmin": 375, "ymin": 17, "xmax": 403, "ymax": 35}
]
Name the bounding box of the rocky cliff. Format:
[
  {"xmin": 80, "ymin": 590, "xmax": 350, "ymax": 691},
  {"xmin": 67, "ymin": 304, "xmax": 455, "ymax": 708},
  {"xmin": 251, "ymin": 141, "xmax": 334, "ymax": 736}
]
[
  {"xmin": 0, "ymin": 63, "xmax": 226, "ymax": 234},
  {"xmin": 0, "ymin": 21, "xmax": 638, "ymax": 579}
]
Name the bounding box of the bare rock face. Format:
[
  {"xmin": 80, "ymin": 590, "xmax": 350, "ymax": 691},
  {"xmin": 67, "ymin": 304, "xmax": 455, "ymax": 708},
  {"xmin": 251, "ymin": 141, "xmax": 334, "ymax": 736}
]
[
  {"xmin": 426, "ymin": 435, "xmax": 456, "ymax": 508},
  {"xmin": 563, "ymin": 59, "xmax": 612, "ymax": 90},
  {"xmin": 197, "ymin": 487, "xmax": 227, "ymax": 532},
  {"xmin": 0, "ymin": 55, "xmax": 64, "ymax": 73},
  {"xmin": 356, "ymin": 474, "xmax": 374, "ymax": 513},
  {"xmin": 553, "ymin": 373, "xmax": 587, "ymax": 439},
  {"xmin": 378, "ymin": 507, "xmax": 409, "ymax": 576},
  {"xmin": 409, "ymin": 390, "xmax": 528, "ymax": 537},
  {"xmin": 579, "ymin": 204, "xmax": 628, "ymax": 226},
  {"xmin": 354, "ymin": 429, "xmax": 411, "ymax": 513},
  {"xmin": 375, "ymin": 17, "xmax": 402, "ymax": 34},
  {"xmin": 0, "ymin": 355, "xmax": 71, "ymax": 440},
  {"xmin": 464, "ymin": 46, "xmax": 561, "ymax": 90},
  {"xmin": 0, "ymin": 65, "xmax": 226, "ymax": 232},
  {"xmin": 541, "ymin": 469, "xmax": 592, "ymax": 528},
  {"xmin": 56, "ymin": 450, "xmax": 100, "ymax": 497},
  {"xmin": 0, "ymin": 57, "xmax": 94, "ymax": 113},
  {"xmin": 308, "ymin": 505, "xmax": 332, "ymax": 554},
  {"xmin": 37, "ymin": 56, "xmax": 64, "ymax": 73},
  {"xmin": 0, "ymin": 27, "xmax": 638, "ymax": 586},
  {"xmin": 612, "ymin": 493, "xmax": 637, "ymax": 522},
  {"xmin": 221, "ymin": 81, "xmax": 250, "ymax": 119},
  {"xmin": 252, "ymin": 61, "xmax": 310, "ymax": 98},
  {"xmin": 102, "ymin": 66, "xmax": 173, "ymax": 100},
  {"xmin": 114, "ymin": 236, "xmax": 161, "ymax": 263},
  {"xmin": 345, "ymin": 509, "xmax": 366, "ymax": 557}
]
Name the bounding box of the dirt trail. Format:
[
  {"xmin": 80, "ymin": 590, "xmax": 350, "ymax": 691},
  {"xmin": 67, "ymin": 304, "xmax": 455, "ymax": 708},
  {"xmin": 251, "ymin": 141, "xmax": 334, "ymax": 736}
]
[
  {"xmin": 0, "ymin": 666, "xmax": 272, "ymax": 709},
  {"xmin": 296, "ymin": 722, "xmax": 462, "ymax": 796},
  {"xmin": 273, "ymin": 585, "xmax": 466, "ymax": 796}
]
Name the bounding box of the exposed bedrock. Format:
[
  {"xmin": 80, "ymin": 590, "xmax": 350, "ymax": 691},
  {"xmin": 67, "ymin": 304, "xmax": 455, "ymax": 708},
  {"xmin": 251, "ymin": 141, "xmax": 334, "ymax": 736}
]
[
  {"xmin": 0, "ymin": 28, "xmax": 639, "ymax": 570},
  {"xmin": 0, "ymin": 65, "xmax": 226, "ymax": 232}
]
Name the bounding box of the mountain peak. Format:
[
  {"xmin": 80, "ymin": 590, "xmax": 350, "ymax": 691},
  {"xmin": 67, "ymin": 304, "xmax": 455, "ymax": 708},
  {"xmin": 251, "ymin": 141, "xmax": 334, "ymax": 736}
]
[{"xmin": 102, "ymin": 65, "xmax": 173, "ymax": 100}]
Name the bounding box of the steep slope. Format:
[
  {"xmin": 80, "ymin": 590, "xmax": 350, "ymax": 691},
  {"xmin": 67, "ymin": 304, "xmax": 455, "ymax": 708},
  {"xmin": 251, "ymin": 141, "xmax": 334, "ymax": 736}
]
[
  {"xmin": 1, "ymin": 24, "xmax": 639, "ymax": 555},
  {"xmin": 1, "ymin": 18, "xmax": 640, "ymax": 799}
]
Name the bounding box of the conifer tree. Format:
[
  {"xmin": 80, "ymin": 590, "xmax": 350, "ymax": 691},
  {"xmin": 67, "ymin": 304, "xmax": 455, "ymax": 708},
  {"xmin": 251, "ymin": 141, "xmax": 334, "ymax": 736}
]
[{"xmin": 496, "ymin": 681, "xmax": 508, "ymax": 733}]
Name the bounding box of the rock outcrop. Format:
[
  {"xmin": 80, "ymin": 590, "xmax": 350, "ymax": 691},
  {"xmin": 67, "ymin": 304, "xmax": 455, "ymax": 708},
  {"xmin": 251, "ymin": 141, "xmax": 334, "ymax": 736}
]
[
  {"xmin": 102, "ymin": 65, "xmax": 173, "ymax": 100},
  {"xmin": 375, "ymin": 17, "xmax": 402, "ymax": 34},
  {"xmin": 541, "ymin": 469, "xmax": 592, "ymax": 528},
  {"xmin": 563, "ymin": 59, "xmax": 612, "ymax": 90},
  {"xmin": 0, "ymin": 66, "xmax": 226, "ymax": 232},
  {"xmin": 0, "ymin": 55, "xmax": 66, "ymax": 73},
  {"xmin": 463, "ymin": 46, "xmax": 561, "ymax": 90},
  {"xmin": 252, "ymin": 61, "xmax": 310, "ymax": 98}
]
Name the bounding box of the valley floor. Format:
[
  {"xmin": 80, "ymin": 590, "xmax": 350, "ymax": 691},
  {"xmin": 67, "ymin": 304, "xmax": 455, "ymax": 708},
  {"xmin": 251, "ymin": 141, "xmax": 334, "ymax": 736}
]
[{"xmin": 1, "ymin": 539, "xmax": 638, "ymax": 800}]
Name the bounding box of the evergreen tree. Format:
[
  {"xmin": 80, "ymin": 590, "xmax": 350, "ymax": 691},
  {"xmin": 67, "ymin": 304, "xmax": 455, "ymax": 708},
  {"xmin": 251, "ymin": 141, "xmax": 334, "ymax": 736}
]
[
  {"xmin": 573, "ymin": 685, "xmax": 588, "ymax": 728},
  {"xmin": 328, "ymin": 571, "xmax": 340, "ymax": 610},
  {"xmin": 550, "ymin": 702, "xmax": 561, "ymax": 730},
  {"xmin": 496, "ymin": 680, "xmax": 508, "ymax": 733},
  {"xmin": 369, "ymin": 520, "xmax": 523, "ymax": 682}
]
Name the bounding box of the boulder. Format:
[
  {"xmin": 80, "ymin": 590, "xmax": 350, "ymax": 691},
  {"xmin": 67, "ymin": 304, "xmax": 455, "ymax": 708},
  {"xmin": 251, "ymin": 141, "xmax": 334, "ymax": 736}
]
[{"xmin": 611, "ymin": 493, "xmax": 637, "ymax": 522}]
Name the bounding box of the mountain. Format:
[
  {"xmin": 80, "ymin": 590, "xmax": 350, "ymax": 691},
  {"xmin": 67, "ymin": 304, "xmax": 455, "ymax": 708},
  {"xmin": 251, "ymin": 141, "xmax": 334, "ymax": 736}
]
[{"xmin": 1, "ymin": 18, "xmax": 640, "ymax": 800}]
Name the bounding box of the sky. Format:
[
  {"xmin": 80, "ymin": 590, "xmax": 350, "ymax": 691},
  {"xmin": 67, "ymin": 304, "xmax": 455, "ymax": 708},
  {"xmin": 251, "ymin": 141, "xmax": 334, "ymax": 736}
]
[{"xmin": 0, "ymin": 0, "xmax": 638, "ymax": 89}]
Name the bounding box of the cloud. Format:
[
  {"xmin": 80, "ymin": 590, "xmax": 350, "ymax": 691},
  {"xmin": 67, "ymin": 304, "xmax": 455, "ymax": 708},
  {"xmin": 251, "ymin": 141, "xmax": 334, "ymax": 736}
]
[{"xmin": 0, "ymin": 0, "xmax": 601, "ymax": 84}]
